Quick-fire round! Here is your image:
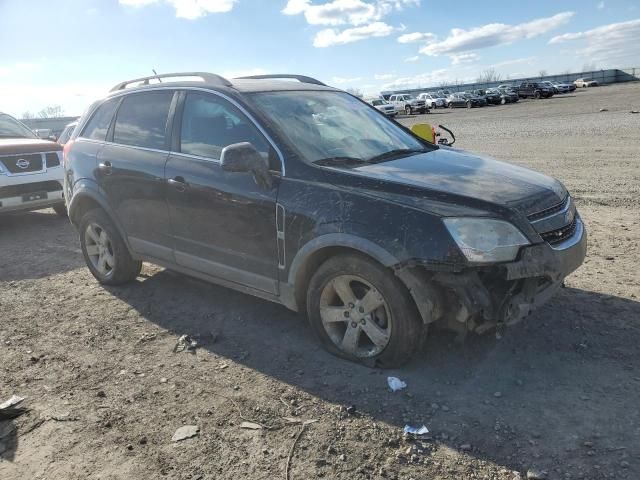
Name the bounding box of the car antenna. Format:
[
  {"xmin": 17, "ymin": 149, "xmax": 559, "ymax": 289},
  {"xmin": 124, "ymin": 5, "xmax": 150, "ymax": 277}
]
[{"xmin": 152, "ymin": 69, "xmax": 162, "ymax": 83}]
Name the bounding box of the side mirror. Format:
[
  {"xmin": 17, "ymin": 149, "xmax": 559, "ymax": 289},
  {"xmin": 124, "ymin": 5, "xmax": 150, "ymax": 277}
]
[
  {"xmin": 410, "ymin": 123, "xmax": 436, "ymax": 143},
  {"xmin": 220, "ymin": 142, "xmax": 272, "ymax": 189}
]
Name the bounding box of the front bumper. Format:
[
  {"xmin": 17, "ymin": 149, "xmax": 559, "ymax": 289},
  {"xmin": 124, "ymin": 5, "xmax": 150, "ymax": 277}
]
[
  {"xmin": 0, "ymin": 166, "xmax": 65, "ymax": 213},
  {"xmin": 397, "ymin": 217, "xmax": 587, "ymax": 334}
]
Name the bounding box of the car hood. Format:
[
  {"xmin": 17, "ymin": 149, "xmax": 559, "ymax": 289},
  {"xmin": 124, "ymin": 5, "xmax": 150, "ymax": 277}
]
[
  {"xmin": 0, "ymin": 138, "xmax": 61, "ymax": 155},
  {"xmin": 349, "ymin": 148, "xmax": 566, "ymax": 215}
]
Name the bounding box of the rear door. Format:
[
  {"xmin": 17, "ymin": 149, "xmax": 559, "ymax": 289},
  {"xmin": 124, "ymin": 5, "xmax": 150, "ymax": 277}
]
[
  {"xmin": 164, "ymin": 90, "xmax": 280, "ymax": 294},
  {"xmin": 98, "ymin": 90, "xmax": 176, "ymax": 261}
]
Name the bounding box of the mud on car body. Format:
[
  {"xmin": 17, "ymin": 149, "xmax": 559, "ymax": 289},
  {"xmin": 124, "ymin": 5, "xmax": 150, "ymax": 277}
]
[{"xmin": 64, "ymin": 72, "xmax": 586, "ymax": 367}]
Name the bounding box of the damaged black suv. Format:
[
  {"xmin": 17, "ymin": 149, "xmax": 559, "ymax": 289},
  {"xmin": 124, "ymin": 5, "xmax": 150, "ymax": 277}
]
[{"xmin": 65, "ymin": 72, "xmax": 586, "ymax": 367}]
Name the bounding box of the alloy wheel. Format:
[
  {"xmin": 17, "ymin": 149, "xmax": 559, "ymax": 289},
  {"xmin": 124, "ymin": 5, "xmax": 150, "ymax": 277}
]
[
  {"xmin": 319, "ymin": 275, "xmax": 392, "ymax": 358},
  {"xmin": 84, "ymin": 223, "xmax": 115, "ymax": 277}
]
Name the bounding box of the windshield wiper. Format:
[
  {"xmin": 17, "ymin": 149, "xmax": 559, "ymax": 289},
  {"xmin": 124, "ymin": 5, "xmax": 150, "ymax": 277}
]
[
  {"xmin": 313, "ymin": 156, "xmax": 369, "ymax": 167},
  {"xmin": 367, "ymin": 148, "xmax": 425, "ymax": 164}
]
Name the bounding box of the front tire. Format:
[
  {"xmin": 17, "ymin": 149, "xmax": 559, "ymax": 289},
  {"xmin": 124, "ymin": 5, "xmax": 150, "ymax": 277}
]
[
  {"xmin": 52, "ymin": 203, "xmax": 67, "ymax": 217},
  {"xmin": 79, "ymin": 209, "xmax": 142, "ymax": 285},
  {"xmin": 405, "ymin": 105, "xmax": 412, "ymax": 115},
  {"xmin": 306, "ymin": 254, "xmax": 424, "ymax": 368}
]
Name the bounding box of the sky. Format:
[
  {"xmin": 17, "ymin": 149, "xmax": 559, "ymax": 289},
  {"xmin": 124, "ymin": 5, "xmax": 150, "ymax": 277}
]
[{"xmin": 1, "ymin": 0, "xmax": 639, "ymax": 117}]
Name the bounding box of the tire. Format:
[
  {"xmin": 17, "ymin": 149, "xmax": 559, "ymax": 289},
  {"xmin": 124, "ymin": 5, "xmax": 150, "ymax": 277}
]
[
  {"xmin": 501, "ymin": 97, "xmax": 507, "ymax": 105},
  {"xmin": 79, "ymin": 208, "xmax": 142, "ymax": 285},
  {"xmin": 534, "ymin": 91, "xmax": 541, "ymax": 99},
  {"xmin": 466, "ymin": 101, "xmax": 472, "ymax": 109},
  {"xmin": 52, "ymin": 203, "xmax": 67, "ymax": 217},
  {"xmin": 405, "ymin": 105, "xmax": 412, "ymax": 115},
  {"xmin": 448, "ymin": 103, "xmax": 453, "ymax": 109},
  {"xmin": 306, "ymin": 253, "xmax": 424, "ymax": 368}
]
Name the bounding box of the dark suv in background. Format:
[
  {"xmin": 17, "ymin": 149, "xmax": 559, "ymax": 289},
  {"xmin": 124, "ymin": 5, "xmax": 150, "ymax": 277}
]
[
  {"xmin": 65, "ymin": 72, "xmax": 586, "ymax": 367},
  {"xmin": 516, "ymin": 82, "xmax": 554, "ymax": 99}
]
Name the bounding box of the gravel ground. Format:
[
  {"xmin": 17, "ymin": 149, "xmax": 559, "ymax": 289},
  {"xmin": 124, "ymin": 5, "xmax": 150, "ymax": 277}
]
[{"xmin": 1, "ymin": 82, "xmax": 639, "ymax": 480}]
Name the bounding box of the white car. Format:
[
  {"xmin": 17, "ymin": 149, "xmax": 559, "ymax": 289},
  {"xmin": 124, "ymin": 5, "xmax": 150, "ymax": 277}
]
[
  {"xmin": 0, "ymin": 112, "xmax": 66, "ymax": 216},
  {"xmin": 550, "ymin": 82, "xmax": 572, "ymax": 93},
  {"xmin": 574, "ymin": 78, "xmax": 599, "ymax": 88},
  {"xmin": 388, "ymin": 94, "xmax": 428, "ymax": 115},
  {"xmin": 366, "ymin": 98, "xmax": 398, "ymax": 117},
  {"xmin": 417, "ymin": 93, "xmax": 446, "ymax": 109}
]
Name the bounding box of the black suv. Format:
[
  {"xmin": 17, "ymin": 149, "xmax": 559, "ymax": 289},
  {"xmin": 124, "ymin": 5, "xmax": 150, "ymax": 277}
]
[
  {"xmin": 65, "ymin": 72, "xmax": 586, "ymax": 367},
  {"xmin": 516, "ymin": 82, "xmax": 554, "ymax": 99}
]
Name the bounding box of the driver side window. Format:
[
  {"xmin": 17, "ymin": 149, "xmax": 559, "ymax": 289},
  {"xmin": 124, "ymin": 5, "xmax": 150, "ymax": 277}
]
[{"xmin": 180, "ymin": 92, "xmax": 272, "ymax": 165}]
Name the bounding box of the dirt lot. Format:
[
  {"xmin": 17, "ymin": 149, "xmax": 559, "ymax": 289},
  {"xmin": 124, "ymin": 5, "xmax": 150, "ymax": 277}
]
[{"xmin": 1, "ymin": 82, "xmax": 639, "ymax": 480}]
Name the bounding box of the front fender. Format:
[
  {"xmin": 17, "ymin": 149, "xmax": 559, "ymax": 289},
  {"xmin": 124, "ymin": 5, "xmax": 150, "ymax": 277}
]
[{"xmin": 287, "ymin": 232, "xmax": 400, "ymax": 286}]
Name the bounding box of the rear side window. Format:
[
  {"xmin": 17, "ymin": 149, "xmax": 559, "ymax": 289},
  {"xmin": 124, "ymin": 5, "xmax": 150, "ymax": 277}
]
[
  {"xmin": 113, "ymin": 91, "xmax": 173, "ymax": 149},
  {"xmin": 81, "ymin": 98, "xmax": 119, "ymax": 141}
]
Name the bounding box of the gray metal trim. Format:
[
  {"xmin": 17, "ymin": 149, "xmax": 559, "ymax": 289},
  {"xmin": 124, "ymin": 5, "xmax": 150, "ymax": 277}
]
[
  {"xmin": 549, "ymin": 216, "xmax": 585, "ymax": 251},
  {"xmin": 530, "ymin": 196, "xmax": 576, "ymax": 234}
]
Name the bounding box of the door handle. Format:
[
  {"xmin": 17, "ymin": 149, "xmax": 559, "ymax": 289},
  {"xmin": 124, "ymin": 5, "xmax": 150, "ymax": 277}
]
[
  {"xmin": 98, "ymin": 161, "xmax": 112, "ymax": 175},
  {"xmin": 167, "ymin": 176, "xmax": 187, "ymax": 192}
]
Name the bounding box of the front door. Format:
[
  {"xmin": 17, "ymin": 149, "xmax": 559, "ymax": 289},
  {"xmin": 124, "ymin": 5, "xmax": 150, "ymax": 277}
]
[
  {"xmin": 165, "ymin": 91, "xmax": 280, "ymax": 294},
  {"xmin": 98, "ymin": 90, "xmax": 176, "ymax": 262}
]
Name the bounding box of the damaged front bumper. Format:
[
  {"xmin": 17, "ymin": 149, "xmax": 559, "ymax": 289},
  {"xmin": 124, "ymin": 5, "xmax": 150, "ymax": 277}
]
[{"xmin": 397, "ymin": 216, "xmax": 587, "ymax": 335}]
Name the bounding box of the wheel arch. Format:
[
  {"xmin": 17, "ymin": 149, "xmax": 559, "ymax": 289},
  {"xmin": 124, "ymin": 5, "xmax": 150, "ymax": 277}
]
[
  {"xmin": 68, "ymin": 187, "xmax": 131, "ymax": 252},
  {"xmin": 286, "ymin": 234, "xmax": 401, "ymax": 313}
]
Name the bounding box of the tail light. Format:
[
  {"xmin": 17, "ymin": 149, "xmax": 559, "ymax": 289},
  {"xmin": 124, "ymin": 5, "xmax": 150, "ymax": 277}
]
[{"xmin": 63, "ymin": 140, "xmax": 74, "ymax": 166}]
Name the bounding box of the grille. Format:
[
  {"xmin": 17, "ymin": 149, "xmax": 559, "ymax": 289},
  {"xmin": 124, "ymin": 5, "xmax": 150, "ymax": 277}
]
[
  {"xmin": 45, "ymin": 152, "xmax": 60, "ymax": 167},
  {"xmin": 0, "ymin": 153, "xmax": 43, "ymax": 173},
  {"xmin": 0, "ymin": 181, "xmax": 63, "ymax": 198},
  {"xmin": 541, "ymin": 215, "xmax": 578, "ymax": 245},
  {"xmin": 527, "ymin": 195, "xmax": 569, "ymax": 222}
]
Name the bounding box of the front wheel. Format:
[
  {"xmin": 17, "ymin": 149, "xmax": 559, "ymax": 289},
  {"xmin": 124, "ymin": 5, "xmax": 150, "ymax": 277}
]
[
  {"xmin": 466, "ymin": 101, "xmax": 472, "ymax": 109},
  {"xmin": 534, "ymin": 91, "xmax": 541, "ymax": 99},
  {"xmin": 405, "ymin": 106, "xmax": 412, "ymax": 115},
  {"xmin": 52, "ymin": 203, "xmax": 67, "ymax": 217},
  {"xmin": 307, "ymin": 254, "xmax": 424, "ymax": 368},
  {"xmin": 79, "ymin": 208, "xmax": 142, "ymax": 285}
]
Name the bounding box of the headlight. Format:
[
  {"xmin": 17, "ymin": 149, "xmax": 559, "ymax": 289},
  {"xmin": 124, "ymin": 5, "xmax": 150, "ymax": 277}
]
[{"xmin": 443, "ymin": 218, "xmax": 529, "ymax": 263}]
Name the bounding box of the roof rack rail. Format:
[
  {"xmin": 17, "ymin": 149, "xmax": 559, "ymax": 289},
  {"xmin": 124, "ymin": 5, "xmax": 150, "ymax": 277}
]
[
  {"xmin": 110, "ymin": 72, "xmax": 232, "ymax": 92},
  {"xmin": 235, "ymin": 74, "xmax": 326, "ymax": 86}
]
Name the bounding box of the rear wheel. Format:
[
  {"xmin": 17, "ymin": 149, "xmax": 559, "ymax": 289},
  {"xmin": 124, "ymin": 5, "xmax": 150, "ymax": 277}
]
[
  {"xmin": 501, "ymin": 97, "xmax": 507, "ymax": 105},
  {"xmin": 466, "ymin": 101, "xmax": 472, "ymax": 109},
  {"xmin": 79, "ymin": 209, "xmax": 142, "ymax": 285},
  {"xmin": 307, "ymin": 254, "xmax": 424, "ymax": 368}
]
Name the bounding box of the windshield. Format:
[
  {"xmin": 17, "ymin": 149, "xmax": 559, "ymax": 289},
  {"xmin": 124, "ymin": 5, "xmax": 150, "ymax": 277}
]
[
  {"xmin": 251, "ymin": 91, "xmax": 428, "ymax": 165},
  {"xmin": 370, "ymin": 99, "xmax": 385, "ymax": 106},
  {"xmin": 0, "ymin": 113, "xmax": 37, "ymax": 139}
]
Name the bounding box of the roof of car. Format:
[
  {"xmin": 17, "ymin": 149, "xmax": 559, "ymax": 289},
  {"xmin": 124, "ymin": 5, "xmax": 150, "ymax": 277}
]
[{"xmin": 106, "ymin": 73, "xmax": 339, "ymax": 98}]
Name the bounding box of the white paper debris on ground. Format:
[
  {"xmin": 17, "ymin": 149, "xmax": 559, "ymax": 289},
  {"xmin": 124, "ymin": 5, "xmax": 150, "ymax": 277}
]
[
  {"xmin": 240, "ymin": 421, "xmax": 263, "ymax": 430},
  {"xmin": 403, "ymin": 425, "xmax": 429, "ymax": 435},
  {"xmin": 0, "ymin": 395, "xmax": 25, "ymax": 410},
  {"xmin": 387, "ymin": 376, "xmax": 407, "ymax": 392},
  {"xmin": 171, "ymin": 425, "xmax": 200, "ymax": 442}
]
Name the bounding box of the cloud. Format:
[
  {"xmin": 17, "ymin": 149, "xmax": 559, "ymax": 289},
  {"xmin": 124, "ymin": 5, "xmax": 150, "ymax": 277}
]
[
  {"xmin": 397, "ymin": 31, "xmax": 435, "ymax": 43},
  {"xmin": 404, "ymin": 55, "xmax": 420, "ymax": 62},
  {"xmin": 314, "ymin": 21, "xmax": 396, "ymax": 47},
  {"xmin": 380, "ymin": 68, "xmax": 456, "ymax": 89},
  {"xmin": 119, "ymin": 0, "xmax": 237, "ymax": 19},
  {"xmin": 374, "ymin": 73, "xmax": 395, "ymax": 80},
  {"xmin": 331, "ymin": 76, "xmax": 363, "ymax": 84},
  {"xmin": 0, "ymin": 62, "xmax": 42, "ymax": 77},
  {"xmin": 491, "ymin": 56, "xmax": 537, "ymax": 68},
  {"xmin": 548, "ymin": 18, "xmax": 640, "ymax": 63},
  {"xmin": 450, "ymin": 52, "xmax": 479, "ymax": 65},
  {"xmin": 419, "ymin": 11, "xmax": 574, "ymax": 58},
  {"xmin": 597, "ymin": 1, "xmax": 605, "ymax": 9},
  {"xmin": 283, "ymin": 0, "xmax": 419, "ymax": 46}
]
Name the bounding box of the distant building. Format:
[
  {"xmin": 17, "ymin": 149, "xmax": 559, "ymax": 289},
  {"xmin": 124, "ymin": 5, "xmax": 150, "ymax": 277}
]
[{"xmin": 21, "ymin": 116, "xmax": 80, "ymax": 137}]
